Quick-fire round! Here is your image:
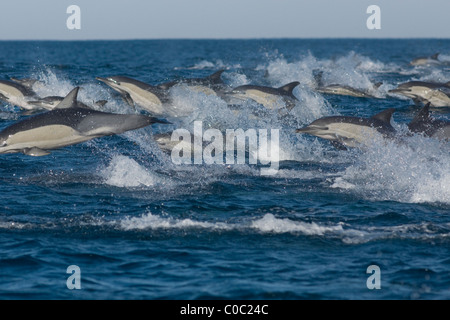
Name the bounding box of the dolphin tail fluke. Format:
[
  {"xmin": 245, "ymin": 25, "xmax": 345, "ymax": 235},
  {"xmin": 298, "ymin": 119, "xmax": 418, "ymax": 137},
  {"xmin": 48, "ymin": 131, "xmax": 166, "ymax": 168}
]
[{"xmin": 54, "ymin": 87, "xmax": 80, "ymax": 110}]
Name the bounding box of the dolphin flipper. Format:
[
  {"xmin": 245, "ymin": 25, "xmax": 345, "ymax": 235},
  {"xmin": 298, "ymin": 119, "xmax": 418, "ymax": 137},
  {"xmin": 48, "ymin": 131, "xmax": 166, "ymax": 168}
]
[
  {"xmin": 0, "ymin": 93, "xmax": 9, "ymax": 102},
  {"xmin": 22, "ymin": 147, "xmax": 51, "ymax": 157}
]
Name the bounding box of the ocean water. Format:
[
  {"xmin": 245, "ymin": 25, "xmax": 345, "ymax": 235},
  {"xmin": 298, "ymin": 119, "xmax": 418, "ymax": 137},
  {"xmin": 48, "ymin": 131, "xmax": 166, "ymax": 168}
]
[{"xmin": 0, "ymin": 39, "xmax": 449, "ymax": 300}]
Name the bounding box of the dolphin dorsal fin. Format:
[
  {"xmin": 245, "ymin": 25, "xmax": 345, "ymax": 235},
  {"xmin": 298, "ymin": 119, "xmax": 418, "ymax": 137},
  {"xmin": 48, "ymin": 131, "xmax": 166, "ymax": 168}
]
[
  {"xmin": 278, "ymin": 81, "xmax": 300, "ymax": 94},
  {"xmin": 431, "ymin": 53, "xmax": 440, "ymax": 60},
  {"xmin": 371, "ymin": 108, "xmax": 396, "ymax": 123},
  {"xmin": 410, "ymin": 103, "xmax": 432, "ymax": 126},
  {"xmin": 207, "ymin": 70, "xmax": 225, "ymax": 84},
  {"xmin": 54, "ymin": 87, "xmax": 80, "ymax": 109}
]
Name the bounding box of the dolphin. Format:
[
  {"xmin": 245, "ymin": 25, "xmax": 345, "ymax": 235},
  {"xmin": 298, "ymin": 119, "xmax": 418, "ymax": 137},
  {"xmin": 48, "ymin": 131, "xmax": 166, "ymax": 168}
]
[
  {"xmin": 313, "ymin": 71, "xmax": 381, "ymax": 98},
  {"xmin": 157, "ymin": 69, "xmax": 227, "ymax": 96},
  {"xmin": 226, "ymin": 82, "xmax": 300, "ymax": 111},
  {"xmin": 316, "ymin": 84, "xmax": 380, "ymax": 98},
  {"xmin": 388, "ymin": 81, "xmax": 450, "ymax": 107},
  {"xmin": 296, "ymin": 108, "xmax": 397, "ymax": 149},
  {"xmin": 410, "ymin": 53, "xmax": 442, "ymax": 66},
  {"xmin": 96, "ymin": 76, "xmax": 170, "ymax": 115},
  {"xmin": 0, "ymin": 87, "xmax": 170, "ymax": 156},
  {"xmin": 408, "ymin": 103, "xmax": 449, "ymax": 141},
  {"xmin": 10, "ymin": 77, "xmax": 46, "ymax": 91},
  {"xmin": 27, "ymin": 96, "xmax": 108, "ymax": 110},
  {"xmin": 0, "ymin": 79, "xmax": 39, "ymax": 110}
]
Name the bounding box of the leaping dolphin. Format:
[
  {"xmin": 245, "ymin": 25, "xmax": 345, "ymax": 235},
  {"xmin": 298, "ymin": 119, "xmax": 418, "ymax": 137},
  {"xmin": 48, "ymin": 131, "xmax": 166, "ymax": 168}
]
[
  {"xmin": 389, "ymin": 81, "xmax": 450, "ymax": 107},
  {"xmin": 408, "ymin": 103, "xmax": 449, "ymax": 141},
  {"xmin": 316, "ymin": 84, "xmax": 381, "ymax": 98},
  {"xmin": 410, "ymin": 53, "xmax": 443, "ymax": 66},
  {"xmin": 296, "ymin": 109, "xmax": 397, "ymax": 149},
  {"xmin": 0, "ymin": 79, "xmax": 79, "ymax": 111},
  {"xmin": 0, "ymin": 87, "xmax": 170, "ymax": 156},
  {"xmin": 313, "ymin": 71, "xmax": 381, "ymax": 98},
  {"xmin": 96, "ymin": 76, "xmax": 170, "ymax": 115},
  {"xmin": 0, "ymin": 79, "xmax": 40, "ymax": 110},
  {"xmin": 226, "ymin": 82, "xmax": 300, "ymax": 111}
]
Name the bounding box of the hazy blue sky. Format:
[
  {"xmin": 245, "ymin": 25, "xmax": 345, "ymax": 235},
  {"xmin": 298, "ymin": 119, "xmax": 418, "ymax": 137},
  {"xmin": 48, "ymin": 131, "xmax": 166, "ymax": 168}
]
[{"xmin": 0, "ymin": 0, "xmax": 449, "ymax": 40}]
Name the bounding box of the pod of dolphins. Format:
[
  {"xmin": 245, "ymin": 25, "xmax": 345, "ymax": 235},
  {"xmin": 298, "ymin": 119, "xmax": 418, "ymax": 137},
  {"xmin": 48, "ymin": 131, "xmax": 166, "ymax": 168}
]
[{"xmin": 0, "ymin": 52, "xmax": 448, "ymax": 157}]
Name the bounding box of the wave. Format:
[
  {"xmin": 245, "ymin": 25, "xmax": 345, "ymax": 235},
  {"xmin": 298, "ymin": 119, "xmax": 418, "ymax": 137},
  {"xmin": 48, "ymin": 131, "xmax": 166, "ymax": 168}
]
[
  {"xmin": 3, "ymin": 211, "xmax": 448, "ymax": 246},
  {"xmin": 330, "ymin": 135, "xmax": 450, "ymax": 205}
]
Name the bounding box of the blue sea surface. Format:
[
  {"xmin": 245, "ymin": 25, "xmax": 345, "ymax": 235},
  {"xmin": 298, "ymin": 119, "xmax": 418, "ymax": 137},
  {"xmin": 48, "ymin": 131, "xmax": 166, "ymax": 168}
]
[{"xmin": 0, "ymin": 39, "xmax": 449, "ymax": 300}]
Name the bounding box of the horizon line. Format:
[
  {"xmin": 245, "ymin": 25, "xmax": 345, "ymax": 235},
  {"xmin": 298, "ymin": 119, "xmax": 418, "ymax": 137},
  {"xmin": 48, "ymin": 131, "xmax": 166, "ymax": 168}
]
[{"xmin": 0, "ymin": 36, "xmax": 449, "ymax": 42}]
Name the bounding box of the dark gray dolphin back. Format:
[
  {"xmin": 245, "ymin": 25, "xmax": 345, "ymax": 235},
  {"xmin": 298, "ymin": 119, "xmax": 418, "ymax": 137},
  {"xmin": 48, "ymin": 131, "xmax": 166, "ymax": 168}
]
[{"xmin": 408, "ymin": 103, "xmax": 448, "ymax": 137}]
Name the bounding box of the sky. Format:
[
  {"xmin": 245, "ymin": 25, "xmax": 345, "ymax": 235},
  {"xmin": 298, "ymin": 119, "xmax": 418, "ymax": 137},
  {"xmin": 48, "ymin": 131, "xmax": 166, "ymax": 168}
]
[{"xmin": 0, "ymin": 0, "xmax": 449, "ymax": 40}]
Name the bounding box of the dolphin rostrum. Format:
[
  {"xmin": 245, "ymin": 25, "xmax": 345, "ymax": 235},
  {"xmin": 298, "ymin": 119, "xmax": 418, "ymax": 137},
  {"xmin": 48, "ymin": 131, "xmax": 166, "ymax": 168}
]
[
  {"xmin": 0, "ymin": 87, "xmax": 170, "ymax": 156},
  {"xmin": 296, "ymin": 108, "xmax": 397, "ymax": 149}
]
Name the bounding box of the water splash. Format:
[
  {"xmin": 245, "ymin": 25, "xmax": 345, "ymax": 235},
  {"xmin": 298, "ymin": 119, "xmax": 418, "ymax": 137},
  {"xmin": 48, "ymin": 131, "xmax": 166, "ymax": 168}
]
[{"xmin": 330, "ymin": 135, "xmax": 450, "ymax": 205}]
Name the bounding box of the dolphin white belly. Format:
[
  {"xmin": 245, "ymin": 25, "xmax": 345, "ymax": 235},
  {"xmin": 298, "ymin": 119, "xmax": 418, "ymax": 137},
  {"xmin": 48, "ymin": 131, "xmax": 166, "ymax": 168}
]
[{"xmin": 0, "ymin": 125, "xmax": 88, "ymax": 153}]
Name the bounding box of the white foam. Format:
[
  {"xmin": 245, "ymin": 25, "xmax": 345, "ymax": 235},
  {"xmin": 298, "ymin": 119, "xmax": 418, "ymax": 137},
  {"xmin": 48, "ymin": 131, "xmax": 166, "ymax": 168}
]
[
  {"xmin": 119, "ymin": 212, "xmax": 345, "ymax": 237},
  {"xmin": 175, "ymin": 59, "xmax": 241, "ymax": 71},
  {"xmin": 250, "ymin": 214, "xmax": 344, "ymax": 235},
  {"xmin": 101, "ymin": 155, "xmax": 169, "ymax": 188},
  {"xmin": 119, "ymin": 212, "xmax": 232, "ymax": 231},
  {"xmin": 331, "ymin": 136, "xmax": 450, "ymax": 204},
  {"xmin": 261, "ymin": 51, "xmax": 404, "ymax": 99}
]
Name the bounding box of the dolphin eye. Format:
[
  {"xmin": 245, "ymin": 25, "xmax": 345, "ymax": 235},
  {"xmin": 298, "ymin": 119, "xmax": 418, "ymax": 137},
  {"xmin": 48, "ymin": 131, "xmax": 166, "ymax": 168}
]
[{"xmin": 0, "ymin": 140, "xmax": 6, "ymax": 147}]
